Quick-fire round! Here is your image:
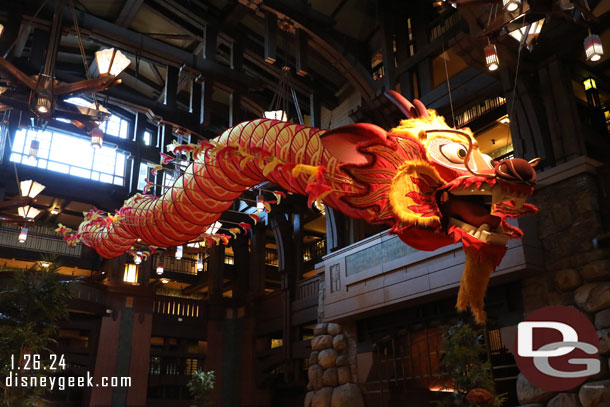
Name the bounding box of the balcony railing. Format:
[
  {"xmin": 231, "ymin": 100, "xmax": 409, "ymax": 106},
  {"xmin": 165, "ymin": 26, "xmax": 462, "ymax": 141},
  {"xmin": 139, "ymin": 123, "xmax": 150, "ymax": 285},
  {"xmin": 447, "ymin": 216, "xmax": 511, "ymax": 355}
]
[
  {"xmin": 0, "ymin": 223, "xmax": 82, "ymax": 257},
  {"xmin": 153, "ymin": 295, "xmax": 202, "ymax": 319},
  {"xmin": 296, "ymin": 276, "xmax": 319, "ymax": 301}
]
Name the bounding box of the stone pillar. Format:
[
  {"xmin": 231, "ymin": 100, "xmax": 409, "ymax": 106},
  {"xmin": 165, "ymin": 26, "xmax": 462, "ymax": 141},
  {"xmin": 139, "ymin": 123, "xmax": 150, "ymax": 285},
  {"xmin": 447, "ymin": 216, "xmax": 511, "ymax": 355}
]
[{"xmin": 305, "ymin": 323, "xmax": 365, "ymax": 407}]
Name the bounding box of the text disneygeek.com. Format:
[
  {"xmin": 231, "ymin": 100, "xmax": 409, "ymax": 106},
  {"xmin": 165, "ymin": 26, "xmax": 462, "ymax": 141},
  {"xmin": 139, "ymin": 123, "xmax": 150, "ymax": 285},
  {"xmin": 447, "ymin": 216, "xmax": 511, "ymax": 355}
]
[{"xmin": 5, "ymin": 371, "xmax": 131, "ymax": 391}]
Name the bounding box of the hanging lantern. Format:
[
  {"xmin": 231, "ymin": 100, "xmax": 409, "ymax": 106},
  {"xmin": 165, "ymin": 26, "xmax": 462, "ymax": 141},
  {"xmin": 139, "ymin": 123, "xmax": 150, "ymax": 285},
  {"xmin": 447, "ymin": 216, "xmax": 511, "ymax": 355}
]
[
  {"xmin": 584, "ymin": 32, "xmax": 604, "ymax": 62},
  {"xmin": 156, "ymin": 264, "xmax": 164, "ymax": 275},
  {"xmin": 18, "ymin": 227, "xmax": 28, "ymax": 243},
  {"xmin": 90, "ymin": 127, "xmax": 103, "ymax": 149},
  {"xmin": 263, "ymin": 110, "xmax": 288, "ymax": 121},
  {"xmin": 197, "ymin": 256, "xmax": 204, "ymax": 272},
  {"xmin": 29, "ymin": 74, "xmax": 54, "ymax": 116},
  {"xmin": 135, "ymin": 252, "xmax": 142, "ymax": 265},
  {"xmin": 502, "ymin": 0, "xmax": 521, "ymax": 12},
  {"xmin": 29, "ymin": 139, "xmax": 40, "ymax": 158},
  {"xmin": 256, "ymin": 193, "xmax": 265, "ymax": 212},
  {"xmin": 175, "ymin": 245, "xmax": 183, "ymax": 260},
  {"xmin": 485, "ymin": 43, "xmax": 500, "ymax": 71}
]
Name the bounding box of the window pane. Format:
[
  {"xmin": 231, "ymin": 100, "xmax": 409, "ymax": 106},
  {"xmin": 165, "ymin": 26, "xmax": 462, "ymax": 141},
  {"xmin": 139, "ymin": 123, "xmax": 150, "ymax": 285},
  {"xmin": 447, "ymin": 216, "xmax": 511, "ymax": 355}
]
[
  {"xmin": 50, "ymin": 133, "xmax": 93, "ymax": 168},
  {"xmin": 100, "ymin": 173, "xmax": 113, "ymax": 184},
  {"xmin": 48, "ymin": 161, "xmax": 69, "ymax": 174},
  {"xmin": 10, "ymin": 153, "xmax": 22, "ymax": 163},
  {"xmin": 22, "ymin": 155, "xmax": 38, "ymax": 167},
  {"xmin": 143, "ymin": 131, "xmax": 151, "ymax": 146},
  {"xmin": 93, "ymin": 147, "xmax": 117, "ymax": 174},
  {"xmin": 37, "ymin": 159, "xmax": 48, "ymax": 169},
  {"xmin": 138, "ymin": 162, "xmax": 149, "ymax": 191},
  {"xmin": 114, "ymin": 177, "xmax": 124, "ymax": 186},
  {"xmin": 70, "ymin": 167, "xmax": 91, "ymax": 179},
  {"xmin": 120, "ymin": 120, "xmax": 128, "ymax": 139},
  {"xmin": 115, "ymin": 153, "xmax": 125, "ymax": 176},
  {"xmin": 13, "ymin": 129, "xmax": 25, "ymax": 153},
  {"xmin": 91, "ymin": 171, "xmax": 100, "ymax": 181}
]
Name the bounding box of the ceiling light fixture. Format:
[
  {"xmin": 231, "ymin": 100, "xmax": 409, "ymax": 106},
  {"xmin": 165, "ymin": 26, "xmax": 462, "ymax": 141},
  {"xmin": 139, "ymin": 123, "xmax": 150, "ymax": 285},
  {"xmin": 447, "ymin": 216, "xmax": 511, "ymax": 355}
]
[
  {"xmin": 18, "ymin": 227, "xmax": 28, "ymax": 243},
  {"xmin": 18, "ymin": 206, "xmax": 41, "ymax": 219},
  {"xmin": 94, "ymin": 48, "xmax": 131, "ymax": 77},
  {"xmin": 90, "ymin": 127, "xmax": 104, "ymax": 149},
  {"xmin": 485, "ymin": 41, "xmax": 500, "ymax": 71},
  {"xmin": 20, "ymin": 180, "xmax": 45, "ymax": 198},
  {"xmin": 502, "ymin": 0, "xmax": 521, "ymax": 12}
]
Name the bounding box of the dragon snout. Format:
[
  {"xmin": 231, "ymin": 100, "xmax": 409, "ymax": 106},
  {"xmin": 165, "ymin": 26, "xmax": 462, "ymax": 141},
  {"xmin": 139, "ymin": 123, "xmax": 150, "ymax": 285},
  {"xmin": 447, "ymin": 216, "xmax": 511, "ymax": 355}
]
[{"xmin": 495, "ymin": 158, "xmax": 536, "ymax": 184}]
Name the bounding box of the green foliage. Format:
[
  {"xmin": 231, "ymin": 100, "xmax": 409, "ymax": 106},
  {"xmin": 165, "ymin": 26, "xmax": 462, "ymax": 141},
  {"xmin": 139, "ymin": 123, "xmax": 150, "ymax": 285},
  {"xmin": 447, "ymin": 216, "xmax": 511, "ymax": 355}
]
[
  {"xmin": 187, "ymin": 369, "xmax": 215, "ymax": 407},
  {"xmin": 0, "ymin": 261, "xmax": 73, "ymax": 406},
  {"xmin": 435, "ymin": 322, "xmax": 506, "ymax": 407}
]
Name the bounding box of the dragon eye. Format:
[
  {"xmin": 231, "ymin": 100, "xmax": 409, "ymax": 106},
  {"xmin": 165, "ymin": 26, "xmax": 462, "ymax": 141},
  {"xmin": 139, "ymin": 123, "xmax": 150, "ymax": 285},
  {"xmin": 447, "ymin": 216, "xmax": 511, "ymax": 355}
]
[
  {"xmin": 481, "ymin": 153, "xmax": 495, "ymax": 169},
  {"xmin": 440, "ymin": 143, "xmax": 468, "ymax": 164}
]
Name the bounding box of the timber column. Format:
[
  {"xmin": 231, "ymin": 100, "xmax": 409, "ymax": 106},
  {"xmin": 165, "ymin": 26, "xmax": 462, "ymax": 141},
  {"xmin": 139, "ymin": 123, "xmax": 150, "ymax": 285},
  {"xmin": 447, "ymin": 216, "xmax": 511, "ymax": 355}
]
[{"xmin": 88, "ymin": 257, "xmax": 154, "ymax": 407}]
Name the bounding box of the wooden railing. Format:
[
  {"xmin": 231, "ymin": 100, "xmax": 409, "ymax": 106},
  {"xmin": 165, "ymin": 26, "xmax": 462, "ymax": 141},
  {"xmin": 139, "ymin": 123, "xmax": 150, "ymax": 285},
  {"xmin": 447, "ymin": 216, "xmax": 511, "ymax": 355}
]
[
  {"xmin": 296, "ymin": 276, "xmax": 319, "ymax": 301},
  {"xmin": 0, "ymin": 223, "xmax": 82, "ymax": 257},
  {"xmin": 71, "ymin": 282, "xmax": 105, "ymax": 304},
  {"xmin": 153, "ymin": 295, "xmax": 202, "ymax": 319}
]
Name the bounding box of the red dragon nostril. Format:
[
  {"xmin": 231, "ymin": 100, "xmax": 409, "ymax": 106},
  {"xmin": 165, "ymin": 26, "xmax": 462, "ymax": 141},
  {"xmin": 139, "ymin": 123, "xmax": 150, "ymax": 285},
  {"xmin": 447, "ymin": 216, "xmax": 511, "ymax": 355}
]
[{"xmin": 495, "ymin": 158, "xmax": 536, "ymax": 183}]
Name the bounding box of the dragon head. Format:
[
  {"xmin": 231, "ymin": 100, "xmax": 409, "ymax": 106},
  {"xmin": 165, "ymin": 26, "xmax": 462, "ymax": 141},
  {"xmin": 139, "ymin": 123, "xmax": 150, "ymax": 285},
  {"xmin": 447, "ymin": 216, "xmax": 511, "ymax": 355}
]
[{"xmin": 320, "ymin": 91, "xmax": 538, "ymax": 322}]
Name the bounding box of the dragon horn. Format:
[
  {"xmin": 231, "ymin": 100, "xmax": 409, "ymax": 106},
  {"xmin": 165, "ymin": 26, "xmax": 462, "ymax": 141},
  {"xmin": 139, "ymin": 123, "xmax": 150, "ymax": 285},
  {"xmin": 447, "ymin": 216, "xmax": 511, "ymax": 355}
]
[
  {"xmin": 384, "ymin": 90, "xmax": 418, "ymax": 119},
  {"xmin": 413, "ymin": 99, "xmax": 430, "ymax": 118}
]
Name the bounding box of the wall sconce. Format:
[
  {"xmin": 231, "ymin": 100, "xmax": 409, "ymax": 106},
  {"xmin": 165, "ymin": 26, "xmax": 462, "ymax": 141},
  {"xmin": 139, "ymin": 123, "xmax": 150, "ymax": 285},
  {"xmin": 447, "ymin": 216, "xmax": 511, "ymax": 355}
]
[{"xmin": 175, "ymin": 245, "xmax": 183, "ymax": 260}]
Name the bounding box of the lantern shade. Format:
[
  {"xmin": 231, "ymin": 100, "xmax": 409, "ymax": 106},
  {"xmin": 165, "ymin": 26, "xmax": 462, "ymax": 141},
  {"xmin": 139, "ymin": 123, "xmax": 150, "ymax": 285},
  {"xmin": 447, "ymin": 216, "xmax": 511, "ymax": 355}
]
[
  {"xmin": 20, "ymin": 180, "xmax": 45, "ymax": 198},
  {"xmin": 197, "ymin": 257, "xmax": 204, "ymax": 271},
  {"xmin": 485, "ymin": 44, "xmax": 500, "ymax": 71},
  {"xmin": 584, "ymin": 78, "xmax": 597, "ymax": 91},
  {"xmin": 91, "ymin": 127, "xmax": 104, "ymax": 149},
  {"xmin": 256, "ymin": 194, "xmax": 265, "ymax": 212},
  {"xmin": 584, "ymin": 33, "xmax": 604, "ymax": 62},
  {"xmin": 94, "ymin": 48, "xmax": 131, "ymax": 76},
  {"xmin": 18, "ymin": 227, "xmax": 28, "ymax": 243},
  {"xmin": 156, "ymin": 264, "xmax": 164, "ymax": 275},
  {"xmin": 18, "ymin": 206, "xmax": 41, "ymax": 219},
  {"xmin": 175, "ymin": 245, "xmax": 183, "ymax": 259},
  {"xmin": 135, "ymin": 252, "xmax": 143, "ymax": 265}
]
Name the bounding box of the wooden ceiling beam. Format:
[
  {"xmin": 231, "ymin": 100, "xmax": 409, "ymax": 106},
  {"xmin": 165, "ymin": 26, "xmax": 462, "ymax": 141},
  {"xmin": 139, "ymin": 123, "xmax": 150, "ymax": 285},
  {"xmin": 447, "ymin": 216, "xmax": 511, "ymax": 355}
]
[{"xmin": 115, "ymin": 0, "xmax": 144, "ymax": 28}]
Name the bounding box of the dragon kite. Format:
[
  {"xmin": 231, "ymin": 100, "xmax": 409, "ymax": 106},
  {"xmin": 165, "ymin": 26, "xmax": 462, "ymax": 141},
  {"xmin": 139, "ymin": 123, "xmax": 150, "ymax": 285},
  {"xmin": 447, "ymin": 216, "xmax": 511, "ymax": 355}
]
[{"xmin": 65, "ymin": 90, "xmax": 538, "ymax": 323}]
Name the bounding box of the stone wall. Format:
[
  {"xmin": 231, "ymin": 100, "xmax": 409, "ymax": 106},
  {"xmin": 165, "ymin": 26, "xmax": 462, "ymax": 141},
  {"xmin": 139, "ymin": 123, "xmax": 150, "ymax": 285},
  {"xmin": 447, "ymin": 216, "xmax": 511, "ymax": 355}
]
[
  {"xmin": 304, "ymin": 323, "xmax": 365, "ymax": 407},
  {"xmin": 517, "ymin": 172, "xmax": 610, "ymax": 407}
]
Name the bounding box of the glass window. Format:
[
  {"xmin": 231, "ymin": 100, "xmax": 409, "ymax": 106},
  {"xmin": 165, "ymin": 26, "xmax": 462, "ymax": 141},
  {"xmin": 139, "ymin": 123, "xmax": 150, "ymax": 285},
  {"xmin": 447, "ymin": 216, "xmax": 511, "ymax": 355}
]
[
  {"xmin": 143, "ymin": 130, "xmax": 152, "ymax": 146},
  {"xmin": 10, "ymin": 128, "xmax": 127, "ymax": 186},
  {"xmin": 138, "ymin": 162, "xmax": 151, "ymax": 191}
]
